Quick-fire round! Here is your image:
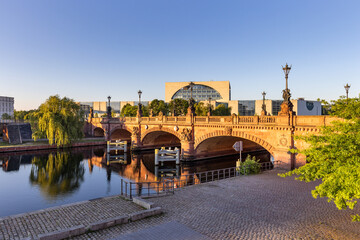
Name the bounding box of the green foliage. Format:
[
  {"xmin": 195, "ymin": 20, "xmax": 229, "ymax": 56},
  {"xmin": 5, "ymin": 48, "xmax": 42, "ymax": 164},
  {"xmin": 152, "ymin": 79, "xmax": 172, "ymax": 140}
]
[
  {"xmin": 149, "ymin": 99, "xmax": 168, "ymax": 116},
  {"xmin": 1, "ymin": 113, "xmax": 12, "ymax": 120},
  {"xmin": 280, "ymin": 96, "xmax": 360, "ymax": 221},
  {"xmin": 120, "ymin": 104, "xmax": 138, "ymax": 117},
  {"xmin": 33, "ymin": 95, "xmax": 84, "ymax": 147},
  {"xmin": 240, "ymin": 155, "xmax": 261, "ymax": 175},
  {"xmin": 194, "ymin": 102, "xmax": 209, "ymax": 116},
  {"xmin": 329, "ymin": 95, "xmax": 360, "ymax": 119},
  {"xmin": 168, "ymin": 99, "xmax": 189, "ymax": 116},
  {"xmin": 212, "ymin": 104, "xmax": 231, "ymax": 116},
  {"xmin": 317, "ymin": 98, "xmax": 331, "ymax": 115}
]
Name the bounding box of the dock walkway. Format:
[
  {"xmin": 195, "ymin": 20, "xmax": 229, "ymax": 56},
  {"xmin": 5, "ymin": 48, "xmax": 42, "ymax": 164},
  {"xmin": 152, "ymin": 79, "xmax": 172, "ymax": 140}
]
[{"xmin": 0, "ymin": 196, "xmax": 145, "ymax": 240}]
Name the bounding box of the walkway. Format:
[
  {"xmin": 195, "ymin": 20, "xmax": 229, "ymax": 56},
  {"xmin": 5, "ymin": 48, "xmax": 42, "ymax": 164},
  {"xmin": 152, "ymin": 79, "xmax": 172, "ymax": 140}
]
[
  {"xmin": 73, "ymin": 170, "xmax": 360, "ymax": 240},
  {"xmin": 0, "ymin": 196, "xmax": 143, "ymax": 240}
]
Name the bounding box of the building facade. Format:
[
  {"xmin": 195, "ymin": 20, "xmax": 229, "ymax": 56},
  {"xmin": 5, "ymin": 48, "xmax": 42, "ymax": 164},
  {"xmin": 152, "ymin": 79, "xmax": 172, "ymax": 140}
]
[
  {"xmin": 81, "ymin": 81, "xmax": 321, "ymax": 116},
  {"xmin": 0, "ymin": 96, "xmax": 14, "ymax": 119},
  {"xmin": 165, "ymin": 81, "xmax": 231, "ymax": 102}
]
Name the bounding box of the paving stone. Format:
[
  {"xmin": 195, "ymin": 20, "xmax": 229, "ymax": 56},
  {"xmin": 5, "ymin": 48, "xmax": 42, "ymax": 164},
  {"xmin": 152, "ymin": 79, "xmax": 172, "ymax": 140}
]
[
  {"xmin": 0, "ymin": 196, "xmax": 143, "ymax": 240},
  {"xmin": 71, "ymin": 170, "xmax": 360, "ymax": 240},
  {"xmin": 111, "ymin": 221, "xmax": 210, "ymax": 240}
]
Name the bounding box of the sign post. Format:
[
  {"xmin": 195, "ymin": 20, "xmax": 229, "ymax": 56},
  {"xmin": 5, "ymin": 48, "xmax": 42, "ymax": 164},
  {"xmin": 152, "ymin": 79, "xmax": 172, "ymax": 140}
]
[{"xmin": 233, "ymin": 141, "xmax": 243, "ymax": 174}]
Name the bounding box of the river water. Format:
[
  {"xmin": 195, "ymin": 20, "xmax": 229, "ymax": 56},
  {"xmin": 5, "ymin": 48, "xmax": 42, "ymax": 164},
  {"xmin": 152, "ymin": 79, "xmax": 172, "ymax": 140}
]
[{"xmin": 0, "ymin": 146, "xmax": 270, "ymax": 217}]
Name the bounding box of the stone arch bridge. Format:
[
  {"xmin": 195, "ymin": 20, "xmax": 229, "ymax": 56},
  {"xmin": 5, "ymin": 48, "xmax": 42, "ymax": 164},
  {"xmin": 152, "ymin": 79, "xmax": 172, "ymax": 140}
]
[{"xmin": 85, "ymin": 114, "xmax": 337, "ymax": 169}]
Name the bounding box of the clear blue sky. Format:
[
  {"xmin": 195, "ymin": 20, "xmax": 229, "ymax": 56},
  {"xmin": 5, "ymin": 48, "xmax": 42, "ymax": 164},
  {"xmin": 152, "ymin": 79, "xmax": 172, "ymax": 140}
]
[{"xmin": 0, "ymin": 0, "xmax": 359, "ymax": 110}]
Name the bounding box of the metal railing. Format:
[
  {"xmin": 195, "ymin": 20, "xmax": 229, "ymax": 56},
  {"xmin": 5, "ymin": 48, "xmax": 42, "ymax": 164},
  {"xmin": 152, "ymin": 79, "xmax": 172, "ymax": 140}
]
[
  {"xmin": 120, "ymin": 161, "xmax": 279, "ymax": 199},
  {"xmin": 121, "ymin": 178, "xmax": 175, "ymax": 199}
]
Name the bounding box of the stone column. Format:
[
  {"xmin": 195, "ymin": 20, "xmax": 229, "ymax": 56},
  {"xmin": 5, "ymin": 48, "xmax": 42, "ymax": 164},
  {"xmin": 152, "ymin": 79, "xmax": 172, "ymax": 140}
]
[
  {"xmin": 131, "ymin": 126, "xmax": 142, "ymax": 150},
  {"xmin": 180, "ymin": 128, "xmax": 195, "ymax": 160}
]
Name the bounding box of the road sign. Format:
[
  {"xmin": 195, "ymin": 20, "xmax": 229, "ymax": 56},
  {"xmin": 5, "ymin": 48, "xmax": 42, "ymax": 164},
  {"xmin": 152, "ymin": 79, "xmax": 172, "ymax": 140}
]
[{"xmin": 233, "ymin": 141, "xmax": 243, "ymax": 152}]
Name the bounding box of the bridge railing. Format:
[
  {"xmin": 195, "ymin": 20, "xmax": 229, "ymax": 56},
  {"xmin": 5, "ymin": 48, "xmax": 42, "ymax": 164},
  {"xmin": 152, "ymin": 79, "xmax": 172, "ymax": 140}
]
[{"xmin": 89, "ymin": 115, "xmax": 338, "ymax": 127}]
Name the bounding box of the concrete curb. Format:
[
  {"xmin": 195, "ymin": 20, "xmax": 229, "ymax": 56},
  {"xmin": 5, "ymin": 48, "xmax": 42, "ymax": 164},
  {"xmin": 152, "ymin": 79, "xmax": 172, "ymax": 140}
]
[
  {"xmin": 37, "ymin": 225, "xmax": 86, "ymax": 240},
  {"xmin": 129, "ymin": 207, "xmax": 163, "ymax": 221},
  {"xmin": 33, "ymin": 207, "xmax": 162, "ymax": 240},
  {"xmin": 132, "ymin": 196, "xmax": 154, "ymax": 209}
]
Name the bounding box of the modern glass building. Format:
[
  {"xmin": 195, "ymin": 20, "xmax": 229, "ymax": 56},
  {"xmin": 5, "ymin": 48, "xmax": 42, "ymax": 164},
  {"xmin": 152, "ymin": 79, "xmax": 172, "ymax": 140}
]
[
  {"xmin": 238, "ymin": 100, "xmax": 255, "ymax": 116},
  {"xmin": 171, "ymin": 84, "xmax": 223, "ymax": 102},
  {"xmin": 165, "ymin": 81, "xmax": 231, "ymax": 103}
]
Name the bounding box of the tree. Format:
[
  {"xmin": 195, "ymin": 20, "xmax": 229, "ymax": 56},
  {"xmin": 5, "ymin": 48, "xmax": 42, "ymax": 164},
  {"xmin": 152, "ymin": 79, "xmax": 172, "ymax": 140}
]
[
  {"xmin": 120, "ymin": 104, "xmax": 137, "ymax": 117},
  {"xmin": 149, "ymin": 99, "xmax": 168, "ymax": 116},
  {"xmin": 212, "ymin": 104, "xmax": 231, "ymax": 116},
  {"xmin": 33, "ymin": 95, "xmax": 84, "ymax": 146},
  {"xmin": 168, "ymin": 99, "xmax": 189, "ymax": 116},
  {"xmin": 195, "ymin": 102, "xmax": 208, "ymax": 116},
  {"xmin": 317, "ymin": 98, "xmax": 331, "ymax": 115},
  {"xmin": 1, "ymin": 113, "xmax": 12, "ymax": 120},
  {"xmin": 280, "ymin": 95, "xmax": 360, "ymax": 221}
]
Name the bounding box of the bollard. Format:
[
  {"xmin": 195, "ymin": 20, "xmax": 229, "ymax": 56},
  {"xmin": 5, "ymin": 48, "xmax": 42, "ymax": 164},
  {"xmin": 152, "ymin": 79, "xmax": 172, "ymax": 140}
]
[
  {"xmin": 155, "ymin": 149, "xmax": 159, "ymax": 165},
  {"xmin": 107, "ymin": 141, "xmax": 110, "ymax": 152}
]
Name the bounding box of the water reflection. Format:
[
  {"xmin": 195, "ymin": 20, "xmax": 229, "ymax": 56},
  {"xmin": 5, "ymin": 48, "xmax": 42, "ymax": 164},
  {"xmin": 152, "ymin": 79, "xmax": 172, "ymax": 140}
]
[
  {"xmin": 0, "ymin": 146, "xmax": 271, "ymax": 216},
  {"xmin": 29, "ymin": 152, "xmax": 85, "ymax": 200}
]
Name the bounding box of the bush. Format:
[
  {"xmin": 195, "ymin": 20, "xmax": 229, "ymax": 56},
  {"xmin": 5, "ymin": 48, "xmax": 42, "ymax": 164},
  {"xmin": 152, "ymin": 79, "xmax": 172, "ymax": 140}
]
[{"xmin": 240, "ymin": 155, "xmax": 261, "ymax": 175}]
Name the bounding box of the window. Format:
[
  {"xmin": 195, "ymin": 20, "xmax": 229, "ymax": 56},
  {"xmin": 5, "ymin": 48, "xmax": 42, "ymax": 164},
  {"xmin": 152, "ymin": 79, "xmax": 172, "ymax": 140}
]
[{"xmin": 172, "ymin": 84, "xmax": 223, "ymax": 101}]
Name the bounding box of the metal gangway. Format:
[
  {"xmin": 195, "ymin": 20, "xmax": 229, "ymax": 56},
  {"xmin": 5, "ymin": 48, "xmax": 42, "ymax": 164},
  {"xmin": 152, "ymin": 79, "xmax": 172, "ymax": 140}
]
[
  {"xmin": 154, "ymin": 147, "xmax": 180, "ymax": 165},
  {"xmin": 107, "ymin": 140, "xmax": 127, "ymax": 153}
]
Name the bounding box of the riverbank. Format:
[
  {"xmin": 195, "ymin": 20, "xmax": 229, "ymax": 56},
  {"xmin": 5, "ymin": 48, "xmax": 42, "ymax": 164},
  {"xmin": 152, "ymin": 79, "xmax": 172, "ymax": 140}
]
[
  {"xmin": 0, "ymin": 138, "xmax": 106, "ymax": 153},
  {"xmin": 74, "ymin": 170, "xmax": 360, "ymax": 240}
]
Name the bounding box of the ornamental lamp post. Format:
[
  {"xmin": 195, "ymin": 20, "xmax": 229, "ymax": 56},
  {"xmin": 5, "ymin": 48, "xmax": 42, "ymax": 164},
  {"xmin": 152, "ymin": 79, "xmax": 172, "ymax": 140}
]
[
  {"xmin": 344, "ymin": 83, "xmax": 350, "ymax": 102},
  {"xmin": 137, "ymin": 90, "xmax": 142, "ymax": 117},
  {"xmin": 261, "ymin": 91, "xmax": 267, "ymax": 116},
  {"xmin": 183, "ymin": 82, "xmax": 195, "ymax": 115},
  {"xmin": 279, "ymin": 63, "xmax": 294, "ymax": 115},
  {"xmin": 107, "ymin": 96, "xmax": 112, "ymax": 118},
  {"xmin": 283, "ymin": 63, "xmax": 291, "ymax": 91},
  {"xmin": 208, "ymin": 97, "xmax": 212, "ymax": 116}
]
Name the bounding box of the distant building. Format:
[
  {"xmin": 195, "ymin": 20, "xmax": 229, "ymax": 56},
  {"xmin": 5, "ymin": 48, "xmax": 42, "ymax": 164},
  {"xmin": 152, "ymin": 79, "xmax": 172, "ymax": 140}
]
[
  {"xmin": 0, "ymin": 96, "xmax": 14, "ymax": 119},
  {"xmin": 165, "ymin": 81, "xmax": 231, "ymax": 102},
  {"xmin": 80, "ymin": 101, "xmax": 150, "ymax": 116},
  {"xmin": 81, "ymin": 81, "xmax": 321, "ymax": 116}
]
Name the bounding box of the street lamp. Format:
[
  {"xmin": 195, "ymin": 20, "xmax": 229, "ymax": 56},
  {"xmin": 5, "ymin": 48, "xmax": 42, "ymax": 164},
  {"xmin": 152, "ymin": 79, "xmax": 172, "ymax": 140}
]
[
  {"xmin": 283, "ymin": 63, "xmax": 291, "ymax": 90},
  {"xmin": 344, "ymin": 83, "xmax": 350, "ymax": 101},
  {"xmin": 279, "ymin": 63, "xmax": 294, "ymax": 114},
  {"xmin": 261, "ymin": 91, "xmax": 267, "ymax": 115},
  {"xmin": 137, "ymin": 90, "xmax": 142, "ymax": 117},
  {"xmin": 208, "ymin": 97, "xmax": 212, "ymax": 116},
  {"xmin": 183, "ymin": 82, "xmax": 195, "ymax": 115},
  {"xmin": 107, "ymin": 96, "xmax": 112, "ymax": 118}
]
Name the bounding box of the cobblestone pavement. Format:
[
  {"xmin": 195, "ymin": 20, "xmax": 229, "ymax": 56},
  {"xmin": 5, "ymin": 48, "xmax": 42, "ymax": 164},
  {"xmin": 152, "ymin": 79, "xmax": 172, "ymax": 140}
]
[
  {"xmin": 111, "ymin": 221, "xmax": 210, "ymax": 240},
  {"xmin": 73, "ymin": 170, "xmax": 360, "ymax": 240},
  {"xmin": 0, "ymin": 196, "xmax": 143, "ymax": 240}
]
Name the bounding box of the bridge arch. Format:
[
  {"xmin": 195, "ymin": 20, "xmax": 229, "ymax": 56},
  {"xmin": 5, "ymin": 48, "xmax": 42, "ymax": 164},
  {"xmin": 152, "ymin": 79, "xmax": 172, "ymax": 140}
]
[
  {"xmin": 195, "ymin": 130, "xmax": 274, "ymax": 157},
  {"xmin": 141, "ymin": 127, "xmax": 181, "ymax": 147},
  {"xmin": 93, "ymin": 127, "xmax": 105, "ymax": 137},
  {"xmin": 110, "ymin": 127, "xmax": 132, "ymax": 141}
]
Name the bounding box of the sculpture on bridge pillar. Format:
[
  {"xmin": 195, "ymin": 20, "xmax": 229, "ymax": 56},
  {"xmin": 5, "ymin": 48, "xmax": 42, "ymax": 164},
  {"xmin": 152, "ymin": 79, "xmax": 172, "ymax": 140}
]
[
  {"xmin": 158, "ymin": 111, "xmax": 164, "ymax": 121},
  {"xmin": 132, "ymin": 127, "xmax": 140, "ymax": 137},
  {"xmin": 180, "ymin": 128, "xmax": 194, "ymax": 160},
  {"xmin": 149, "ymin": 109, "xmax": 153, "ymax": 117},
  {"xmin": 180, "ymin": 128, "xmax": 192, "ymax": 142},
  {"xmin": 131, "ymin": 126, "xmax": 141, "ymax": 149}
]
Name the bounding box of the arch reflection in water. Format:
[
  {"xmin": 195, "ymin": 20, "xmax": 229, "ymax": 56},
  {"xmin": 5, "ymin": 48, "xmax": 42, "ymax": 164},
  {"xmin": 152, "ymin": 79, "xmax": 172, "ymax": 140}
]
[{"xmin": 29, "ymin": 151, "xmax": 85, "ymax": 200}]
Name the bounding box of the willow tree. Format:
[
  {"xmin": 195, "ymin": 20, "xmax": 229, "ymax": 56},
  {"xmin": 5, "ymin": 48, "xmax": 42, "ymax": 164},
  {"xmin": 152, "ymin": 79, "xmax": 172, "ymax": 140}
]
[
  {"xmin": 281, "ymin": 95, "xmax": 360, "ymax": 221},
  {"xmin": 33, "ymin": 95, "xmax": 84, "ymax": 146}
]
